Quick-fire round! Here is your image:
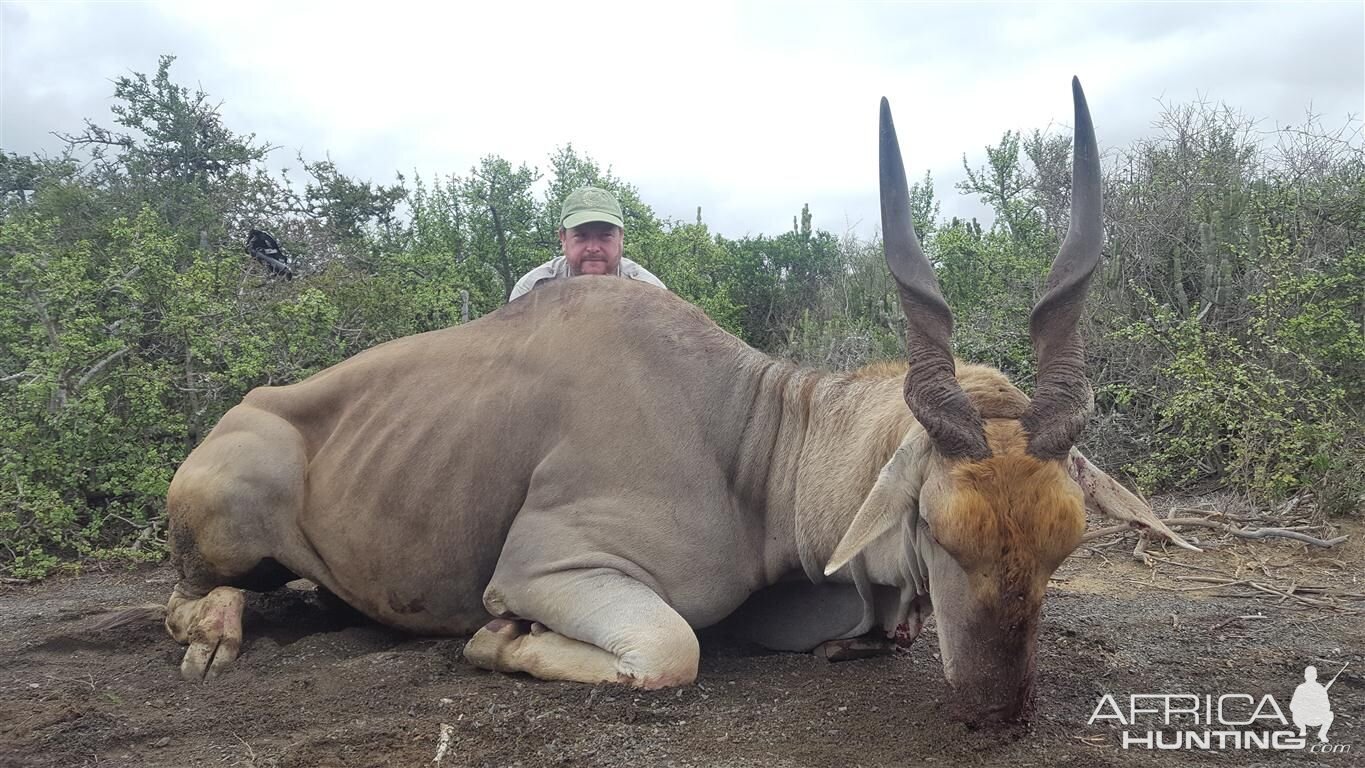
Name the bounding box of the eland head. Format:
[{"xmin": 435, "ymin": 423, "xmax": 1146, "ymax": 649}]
[{"xmin": 827, "ymin": 78, "xmax": 1105, "ymax": 723}]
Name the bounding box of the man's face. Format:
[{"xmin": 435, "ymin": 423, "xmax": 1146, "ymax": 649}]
[{"xmin": 560, "ymin": 222, "xmax": 624, "ymax": 276}]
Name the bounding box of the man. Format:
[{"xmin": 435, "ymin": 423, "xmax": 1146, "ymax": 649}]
[{"xmin": 508, "ymin": 186, "xmax": 666, "ymax": 301}]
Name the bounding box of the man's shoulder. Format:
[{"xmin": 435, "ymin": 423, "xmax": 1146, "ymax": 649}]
[
  {"xmin": 620, "ymin": 257, "xmax": 667, "ymax": 289},
  {"xmin": 510, "ymin": 257, "xmax": 567, "ymax": 301}
]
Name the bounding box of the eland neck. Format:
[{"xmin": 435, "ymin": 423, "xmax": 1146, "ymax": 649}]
[{"xmin": 732, "ymin": 360, "xmax": 918, "ymax": 590}]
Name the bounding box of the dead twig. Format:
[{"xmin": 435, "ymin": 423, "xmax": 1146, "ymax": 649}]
[
  {"xmin": 1160, "ymin": 517, "xmax": 1228, "ymax": 530},
  {"xmin": 1144, "ymin": 556, "xmax": 1225, "ymax": 574},
  {"xmin": 1232, "ymin": 528, "xmax": 1349, "ymax": 548},
  {"xmin": 1086, "ymin": 514, "xmax": 1349, "ymax": 551},
  {"xmin": 1132, "ymin": 532, "xmax": 1151, "ymax": 564},
  {"xmin": 1082, "ymin": 523, "xmax": 1132, "ymax": 542},
  {"xmin": 1245, "ymin": 581, "xmax": 1340, "ymax": 609},
  {"xmin": 1293, "ymin": 588, "xmax": 1365, "ymax": 599},
  {"xmin": 1211, "ymin": 614, "xmax": 1269, "ymax": 631},
  {"xmin": 1078, "ymin": 546, "xmax": 1114, "ymax": 565},
  {"xmin": 1172, "ymin": 575, "xmax": 1361, "ymax": 612},
  {"xmin": 131, "ymin": 520, "xmax": 164, "ymax": 552},
  {"xmin": 233, "ymin": 733, "xmax": 257, "ymax": 765},
  {"xmin": 1176, "ymin": 580, "xmax": 1253, "ymax": 592},
  {"xmin": 1126, "ymin": 579, "xmax": 1180, "ymax": 592}
]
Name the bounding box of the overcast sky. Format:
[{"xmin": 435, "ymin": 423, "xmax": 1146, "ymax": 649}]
[{"xmin": 3, "ymin": 1, "xmax": 1362, "ymax": 239}]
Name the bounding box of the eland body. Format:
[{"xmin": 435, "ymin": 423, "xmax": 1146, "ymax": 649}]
[{"xmin": 163, "ymin": 79, "xmax": 1189, "ymax": 722}]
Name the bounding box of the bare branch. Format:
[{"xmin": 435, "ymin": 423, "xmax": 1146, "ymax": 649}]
[
  {"xmin": 74, "ymin": 347, "xmax": 130, "ymax": 393},
  {"xmin": 1232, "ymin": 528, "xmax": 1349, "ymax": 548},
  {"xmin": 1085, "ymin": 516, "xmax": 1348, "ymax": 549}
]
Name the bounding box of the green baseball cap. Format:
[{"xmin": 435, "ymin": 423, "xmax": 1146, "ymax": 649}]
[{"xmin": 560, "ymin": 186, "xmax": 625, "ymax": 230}]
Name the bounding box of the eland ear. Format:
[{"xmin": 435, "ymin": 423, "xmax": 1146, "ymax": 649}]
[
  {"xmin": 1068, "ymin": 448, "xmax": 1201, "ymax": 552},
  {"xmin": 825, "ymin": 432, "xmax": 931, "ymax": 575}
]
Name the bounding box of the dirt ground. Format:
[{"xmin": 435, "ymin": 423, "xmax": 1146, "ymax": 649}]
[{"xmin": 2, "ymin": 519, "xmax": 1362, "ymax": 768}]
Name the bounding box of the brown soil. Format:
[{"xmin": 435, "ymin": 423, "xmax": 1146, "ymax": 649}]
[{"xmin": 2, "ymin": 522, "xmax": 1362, "ymax": 768}]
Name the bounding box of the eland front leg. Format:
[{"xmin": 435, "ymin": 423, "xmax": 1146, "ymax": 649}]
[{"xmin": 464, "ymin": 568, "xmax": 700, "ymax": 689}]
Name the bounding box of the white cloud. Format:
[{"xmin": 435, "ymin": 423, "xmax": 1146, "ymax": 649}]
[{"xmin": 3, "ymin": 1, "xmax": 1361, "ymax": 239}]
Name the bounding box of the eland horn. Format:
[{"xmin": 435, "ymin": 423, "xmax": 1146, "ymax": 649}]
[
  {"xmin": 880, "ymin": 97, "xmax": 988, "ymax": 460},
  {"xmin": 1021, "ymin": 77, "xmax": 1104, "ymax": 460}
]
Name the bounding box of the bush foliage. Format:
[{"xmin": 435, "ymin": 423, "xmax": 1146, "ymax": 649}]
[{"xmin": 2, "ymin": 59, "xmax": 1360, "ymax": 577}]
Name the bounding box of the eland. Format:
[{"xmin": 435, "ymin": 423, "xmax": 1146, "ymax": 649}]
[{"xmin": 161, "ymin": 78, "xmax": 1190, "ymax": 722}]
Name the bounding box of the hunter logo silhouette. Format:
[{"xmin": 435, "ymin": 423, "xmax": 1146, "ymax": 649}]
[{"xmin": 1291, "ymin": 663, "xmax": 1346, "ymax": 743}]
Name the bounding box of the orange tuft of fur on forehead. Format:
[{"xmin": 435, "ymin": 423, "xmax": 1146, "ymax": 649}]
[{"xmin": 932, "ymin": 421, "xmax": 1085, "ymax": 618}]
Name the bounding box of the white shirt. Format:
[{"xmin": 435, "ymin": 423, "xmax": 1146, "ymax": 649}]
[{"xmin": 508, "ymin": 256, "xmax": 667, "ymax": 302}]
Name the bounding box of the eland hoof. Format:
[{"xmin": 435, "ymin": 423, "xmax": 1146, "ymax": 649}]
[{"xmin": 168, "ymin": 587, "xmax": 245, "ymax": 681}]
